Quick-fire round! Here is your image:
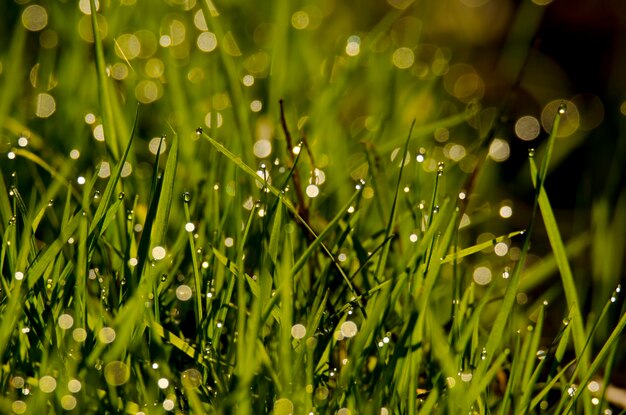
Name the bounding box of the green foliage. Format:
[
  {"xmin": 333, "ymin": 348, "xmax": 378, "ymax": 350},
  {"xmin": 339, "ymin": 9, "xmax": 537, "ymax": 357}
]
[{"xmin": 1, "ymin": 1, "xmax": 625, "ymax": 414}]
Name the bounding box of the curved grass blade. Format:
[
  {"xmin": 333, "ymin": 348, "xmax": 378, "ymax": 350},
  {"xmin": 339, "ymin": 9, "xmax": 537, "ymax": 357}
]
[
  {"xmin": 202, "ymin": 130, "xmax": 366, "ymax": 313},
  {"xmin": 375, "ymin": 120, "xmax": 415, "ymax": 281},
  {"xmin": 151, "ymin": 130, "xmax": 179, "ymax": 248},
  {"xmin": 88, "ymin": 106, "xmax": 138, "ymax": 237},
  {"xmin": 183, "ymin": 198, "xmax": 203, "ymax": 325},
  {"xmin": 529, "ymin": 156, "xmax": 586, "ymax": 370},
  {"xmin": 89, "ymin": 0, "xmax": 120, "ymax": 158},
  {"xmin": 440, "ymin": 229, "xmax": 525, "ymax": 264}
]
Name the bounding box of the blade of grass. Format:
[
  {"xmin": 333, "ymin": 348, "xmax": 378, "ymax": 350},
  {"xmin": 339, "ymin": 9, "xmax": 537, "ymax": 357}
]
[
  {"xmin": 375, "ymin": 120, "xmax": 415, "ymax": 281},
  {"xmin": 90, "ymin": 0, "xmax": 120, "ymax": 158},
  {"xmin": 440, "ymin": 230, "xmax": 525, "ymax": 264},
  {"xmin": 529, "ymin": 155, "xmax": 587, "ymax": 371}
]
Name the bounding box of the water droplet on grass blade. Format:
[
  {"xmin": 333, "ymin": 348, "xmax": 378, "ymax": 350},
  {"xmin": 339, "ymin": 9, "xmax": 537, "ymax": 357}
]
[
  {"xmin": 12, "ymin": 401, "xmax": 27, "ymax": 414},
  {"xmin": 39, "ymin": 376, "xmax": 57, "ymax": 393},
  {"xmin": 340, "ymin": 321, "xmax": 358, "ymax": 338},
  {"xmin": 176, "ymin": 285, "xmax": 193, "ymax": 301},
  {"xmin": 60, "ymin": 395, "xmax": 77, "ymax": 410},
  {"xmin": 67, "ymin": 379, "xmax": 81, "ymax": 393},
  {"xmin": 567, "ymin": 385, "xmax": 577, "ymax": 396},
  {"xmin": 558, "ymin": 102, "xmax": 567, "ymax": 114},
  {"xmin": 460, "ymin": 372, "xmax": 473, "ymax": 382},
  {"xmin": 273, "ymin": 398, "xmax": 294, "ymax": 415},
  {"xmin": 58, "ymin": 314, "xmax": 74, "ymax": 329},
  {"xmin": 195, "ymin": 127, "xmax": 203, "ymax": 135},
  {"xmin": 72, "ymin": 328, "xmax": 87, "ymax": 342},
  {"xmin": 104, "ymin": 361, "xmax": 130, "ymax": 386},
  {"xmin": 98, "ymin": 327, "xmax": 116, "ymax": 343},
  {"xmin": 162, "ymin": 399, "xmax": 175, "ymax": 411},
  {"xmin": 291, "ymin": 324, "xmax": 307, "ymax": 339},
  {"xmin": 181, "ymin": 368, "xmax": 202, "ymax": 388},
  {"xmin": 152, "ymin": 246, "xmax": 166, "ymax": 260}
]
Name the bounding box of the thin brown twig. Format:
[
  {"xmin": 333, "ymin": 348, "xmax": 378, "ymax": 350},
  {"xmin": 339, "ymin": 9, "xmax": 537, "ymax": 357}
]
[{"xmin": 279, "ymin": 99, "xmax": 309, "ymax": 223}]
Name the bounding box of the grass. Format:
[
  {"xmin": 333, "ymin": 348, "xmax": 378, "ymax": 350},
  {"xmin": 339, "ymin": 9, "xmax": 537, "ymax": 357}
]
[{"xmin": 1, "ymin": 1, "xmax": 625, "ymax": 414}]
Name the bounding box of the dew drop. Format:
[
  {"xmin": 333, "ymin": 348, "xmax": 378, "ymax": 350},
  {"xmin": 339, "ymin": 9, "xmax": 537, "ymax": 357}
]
[
  {"xmin": 446, "ymin": 377, "xmax": 456, "ymax": 388},
  {"xmin": 176, "ymin": 285, "xmax": 193, "ymax": 301},
  {"xmin": 157, "ymin": 377, "xmax": 169, "ymax": 389},
  {"xmin": 72, "ymin": 328, "xmax": 87, "ymax": 342},
  {"xmin": 98, "ymin": 326, "xmax": 116, "ymax": 343},
  {"xmin": 162, "ymin": 399, "xmax": 175, "ymax": 411},
  {"xmin": 306, "ymin": 184, "xmax": 319, "ymax": 198},
  {"xmin": 195, "ymin": 127, "xmax": 203, "ymax": 135},
  {"xmin": 152, "ymin": 246, "xmax": 166, "ymax": 260},
  {"xmin": 104, "ymin": 361, "xmax": 130, "ymax": 386},
  {"xmin": 58, "ymin": 314, "xmax": 74, "ymax": 330},
  {"xmin": 437, "ymin": 161, "xmax": 445, "ymax": 175},
  {"xmin": 273, "ymin": 398, "xmax": 294, "ymax": 415},
  {"xmin": 181, "ymin": 368, "xmax": 202, "ymax": 388},
  {"xmin": 340, "ymin": 321, "xmax": 358, "ymax": 338},
  {"xmin": 558, "ymin": 102, "xmax": 567, "ymax": 114},
  {"xmin": 460, "ymin": 371, "xmax": 473, "ymax": 382},
  {"xmin": 12, "ymin": 401, "xmax": 27, "ymax": 414},
  {"xmin": 528, "ymin": 148, "xmax": 535, "ymax": 157},
  {"xmin": 567, "ymin": 384, "xmax": 577, "ymax": 397},
  {"xmin": 291, "ymin": 323, "xmax": 307, "ymax": 339},
  {"xmin": 11, "ymin": 377, "xmax": 25, "ymax": 389},
  {"xmin": 183, "ymin": 192, "xmax": 191, "ymax": 203},
  {"xmin": 67, "ymin": 379, "xmax": 82, "ymax": 393},
  {"xmin": 60, "ymin": 395, "xmax": 77, "ymax": 410},
  {"xmin": 39, "ymin": 375, "xmax": 57, "ymax": 393},
  {"xmin": 118, "ymin": 192, "xmax": 124, "ymax": 200}
]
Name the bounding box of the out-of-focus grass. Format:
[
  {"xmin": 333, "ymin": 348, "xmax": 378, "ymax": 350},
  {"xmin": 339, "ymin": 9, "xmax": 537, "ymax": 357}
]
[{"xmin": 0, "ymin": 0, "xmax": 625, "ymax": 414}]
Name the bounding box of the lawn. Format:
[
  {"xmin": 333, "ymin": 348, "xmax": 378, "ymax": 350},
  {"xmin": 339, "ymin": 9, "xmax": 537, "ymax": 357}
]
[{"xmin": 0, "ymin": 0, "xmax": 625, "ymax": 414}]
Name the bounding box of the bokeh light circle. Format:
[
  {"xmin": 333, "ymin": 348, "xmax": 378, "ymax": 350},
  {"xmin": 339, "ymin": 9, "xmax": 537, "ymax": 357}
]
[{"xmin": 541, "ymin": 100, "xmax": 580, "ymax": 137}]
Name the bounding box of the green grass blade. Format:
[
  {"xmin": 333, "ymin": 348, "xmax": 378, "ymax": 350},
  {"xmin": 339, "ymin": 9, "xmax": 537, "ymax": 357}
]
[
  {"xmin": 440, "ymin": 229, "xmax": 525, "ymax": 264},
  {"xmin": 90, "ymin": 0, "xmax": 119, "ymax": 158},
  {"xmin": 529, "ymin": 156, "xmax": 586, "ymax": 370}
]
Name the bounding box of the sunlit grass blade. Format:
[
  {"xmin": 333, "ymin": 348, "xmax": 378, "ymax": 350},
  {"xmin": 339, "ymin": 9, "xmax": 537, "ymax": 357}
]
[
  {"xmin": 88, "ymin": 106, "xmax": 138, "ymax": 237},
  {"xmin": 291, "ymin": 189, "xmax": 358, "ymax": 276},
  {"xmin": 90, "ymin": 0, "xmax": 120, "ymax": 158},
  {"xmin": 150, "ymin": 130, "xmax": 178, "ymax": 247},
  {"xmin": 183, "ymin": 197, "xmax": 203, "ymax": 325},
  {"xmin": 375, "ymin": 120, "xmax": 414, "ymax": 281},
  {"xmin": 440, "ymin": 229, "xmax": 525, "ymax": 264},
  {"xmin": 529, "ymin": 359, "xmax": 577, "ymax": 410},
  {"xmin": 529, "ymin": 156, "xmax": 587, "ymax": 370}
]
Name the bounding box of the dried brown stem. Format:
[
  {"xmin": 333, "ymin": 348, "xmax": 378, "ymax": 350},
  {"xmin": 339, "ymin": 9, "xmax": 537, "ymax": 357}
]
[{"xmin": 279, "ymin": 99, "xmax": 309, "ymax": 223}]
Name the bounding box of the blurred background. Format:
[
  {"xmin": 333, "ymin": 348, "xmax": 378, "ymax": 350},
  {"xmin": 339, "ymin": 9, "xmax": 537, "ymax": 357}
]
[{"xmin": 1, "ymin": 0, "xmax": 625, "ymax": 382}]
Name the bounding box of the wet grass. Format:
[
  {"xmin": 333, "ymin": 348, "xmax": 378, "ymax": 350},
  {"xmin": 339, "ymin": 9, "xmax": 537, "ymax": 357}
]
[{"xmin": 1, "ymin": 1, "xmax": 625, "ymax": 414}]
